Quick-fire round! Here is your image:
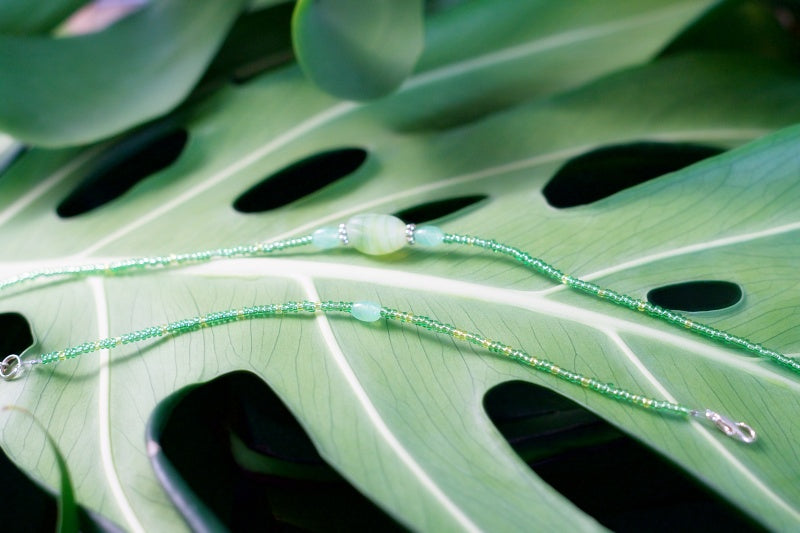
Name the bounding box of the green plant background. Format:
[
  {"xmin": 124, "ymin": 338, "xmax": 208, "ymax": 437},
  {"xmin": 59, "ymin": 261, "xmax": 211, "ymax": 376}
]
[{"xmin": 1, "ymin": 1, "xmax": 799, "ymax": 531}]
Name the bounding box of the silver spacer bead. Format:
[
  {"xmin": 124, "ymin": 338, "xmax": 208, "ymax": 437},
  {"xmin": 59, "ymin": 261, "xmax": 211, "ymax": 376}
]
[
  {"xmin": 405, "ymin": 223, "xmax": 416, "ymax": 245},
  {"xmin": 338, "ymin": 223, "xmax": 350, "ymax": 245}
]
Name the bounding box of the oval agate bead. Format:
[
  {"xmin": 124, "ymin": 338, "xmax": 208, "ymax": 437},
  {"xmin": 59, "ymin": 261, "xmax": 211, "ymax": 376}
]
[
  {"xmin": 346, "ymin": 214, "xmax": 407, "ymax": 255},
  {"xmin": 351, "ymin": 301, "xmax": 382, "ymax": 322}
]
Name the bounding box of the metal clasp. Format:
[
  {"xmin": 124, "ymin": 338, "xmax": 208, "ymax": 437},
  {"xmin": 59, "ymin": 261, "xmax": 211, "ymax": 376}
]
[
  {"xmin": 0, "ymin": 354, "xmax": 23, "ymax": 381},
  {"xmin": 694, "ymin": 409, "xmax": 757, "ymax": 444}
]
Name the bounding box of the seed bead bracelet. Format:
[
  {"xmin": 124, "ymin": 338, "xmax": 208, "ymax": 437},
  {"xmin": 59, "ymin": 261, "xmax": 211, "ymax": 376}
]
[
  {"xmin": 0, "ymin": 299, "xmax": 755, "ymax": 443},
  {"xmin": 1, "ymin": 213, "xmax": 792, "ymax": 376}
]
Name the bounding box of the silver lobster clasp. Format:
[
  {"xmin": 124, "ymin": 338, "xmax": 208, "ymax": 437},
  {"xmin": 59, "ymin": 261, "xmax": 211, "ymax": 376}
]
[{"xmin": 697, "ymin": 409, "xmax": 757, "ymax": 444}]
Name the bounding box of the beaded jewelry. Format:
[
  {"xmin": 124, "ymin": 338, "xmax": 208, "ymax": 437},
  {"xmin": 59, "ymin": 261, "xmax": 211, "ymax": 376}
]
[{"xmin": 0, "ymin": 213, "xmax": 770, "ymax": 443}]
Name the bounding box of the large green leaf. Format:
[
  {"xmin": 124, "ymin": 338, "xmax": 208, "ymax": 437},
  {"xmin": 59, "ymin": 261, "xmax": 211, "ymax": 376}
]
[
  {"xmin": 0, "ymin": 0, "xmax": 245, "ymax": 147},
  {"xmin": 0, "ymin": 48, "xmax": 799, "ymax": 530}
]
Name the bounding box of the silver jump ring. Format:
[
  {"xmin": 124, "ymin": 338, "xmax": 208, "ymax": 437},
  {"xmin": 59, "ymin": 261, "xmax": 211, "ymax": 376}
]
[{"xmin": 0, "ymin": 354, "xmax": 22, "ymax": 380}]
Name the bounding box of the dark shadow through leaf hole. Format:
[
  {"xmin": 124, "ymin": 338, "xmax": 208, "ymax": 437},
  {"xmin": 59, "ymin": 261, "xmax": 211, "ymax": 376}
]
[
  {"xmin": 56, "ymin": 126, "xmax": 188, "ymax": 218},
  {"xmin": 0, "ymin": 313, "xmax": 121, "ymax": 531},
  {"xmin": 393, "ymin": 195, "xmax": 488, "ymax": 224},
  {"xmin": 147, "ymin": 371, "xmax": 406, "ymax": 532},
  {"xmin": 543, "ymin": 142, "xmax": 724, "ymax": 208},
  {"xmin": 484, "ymin": 381, "xmax": 764, "ymax": 532},
  {"xmin": 0, "ymin": 312, "xmax": 33, "ymax": 356},
  {"xmin": 647, "ymin": 280, "xmax": 742, "ymax": 312},
  {"xmin": 233, "ymin": 147, "xmax": 368, "ymax": 213}
]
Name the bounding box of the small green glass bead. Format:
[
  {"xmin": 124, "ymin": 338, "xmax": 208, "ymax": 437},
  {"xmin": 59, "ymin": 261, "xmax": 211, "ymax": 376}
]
[
  {"xmin": 311, "ymin": 226, "xmax": 341, "ymax": 249},
  {"xmin": 351, "ymin": 301, "xmax": 382, "ymax": 322},
  {"xmin": 414, "ymin": 226, "xmax": 445, "ymax": 247}
]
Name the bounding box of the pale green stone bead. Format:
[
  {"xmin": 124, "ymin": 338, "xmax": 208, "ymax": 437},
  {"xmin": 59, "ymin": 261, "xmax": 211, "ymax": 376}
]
[
  {"xmin": 414, "ymin": 225, "xmax": 444, "ymax": 247},
  {"xmin": 346, "ymin": 214, "xmax": 407, "ymax": 255},
  {"xmin": 351, "ymin": 301, "xmax": 382, "ymax": 322},
  {"xmin": 312, "ymin": 226, "xmax": 341, "ymax": 249}
]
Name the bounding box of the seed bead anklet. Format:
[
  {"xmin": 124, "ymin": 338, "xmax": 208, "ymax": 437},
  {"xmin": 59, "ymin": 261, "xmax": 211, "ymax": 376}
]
[
  {"xmin": 0, "ymin": 213, "xmax": 795, "ymax": 376},
  {"xmin": 0, "ymin": 299, "xmax": 755, "ymax": 443}
]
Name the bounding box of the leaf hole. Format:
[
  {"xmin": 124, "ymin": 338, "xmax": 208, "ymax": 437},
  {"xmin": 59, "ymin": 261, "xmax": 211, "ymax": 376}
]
[
  {"xmin": 0, "ymin": 312, "xmax": 33, "ymax": 356},
  {"xmin": 393, "ymin": 194, "xmax": 488, "ymax": 224},
  {"xmin": 647, "ymin": 280, "xmax": 743, "ymax": 312},
  {"xmin": 147, "ymin": 371, "xmax": 405, "ymax": 531},
  {"xmin": 56, "ymin": 126, "xmax": 189, "ymax": 218},
  {"xmin": 484, "ymin": 381, "xmax": 763, "ymax": 532},
  {"xmin": 233, "ymin": 147, "xmax": 368, "ymax": 213},
  {"xmin": 543, "ymin": 142, "xmax": 724, "ymax": 208}
]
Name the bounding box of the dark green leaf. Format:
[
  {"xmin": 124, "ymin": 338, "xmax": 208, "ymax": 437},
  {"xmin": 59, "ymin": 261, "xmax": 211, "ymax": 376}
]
[
  {"xmin": 0, "ymin": 0, "xmax": 245, "ymax": 147},
  {"xmin": 292, "ymin": 0, "xmax": 424, "ymax": 99},
  {"xmin": 0, "ymin": 0, "xmax": 86, "ymax": 34}
]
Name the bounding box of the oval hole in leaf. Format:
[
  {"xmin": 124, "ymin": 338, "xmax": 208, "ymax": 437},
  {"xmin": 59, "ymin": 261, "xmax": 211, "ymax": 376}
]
[
  {"xmin": 542, "ymin": 142, "xmax": 724, "ymax": 208},
  {"xmin": 647, "ymin": 280, "xmax": 742, "ymax": 312},
  {"xmin": 484, "ymin": 381, "xmax": 763, "ymax": 532},
  {"xmin": 233, "ymin": 147, "xmax": 368, "ymax": 213},
  {"xmin": 56, "ymin": 126, "xmax": 189, "ymax": 218},
  {"xmin": 147, "ymin": 371, "xmax": 405, "ymax": 532},
  {"xmin": 393, "ymin": 195, "xmax": 488, "ymax": 224},
  {"xmin": 0, "ymin": 312, "xmax": 33, "ymax": 355}
]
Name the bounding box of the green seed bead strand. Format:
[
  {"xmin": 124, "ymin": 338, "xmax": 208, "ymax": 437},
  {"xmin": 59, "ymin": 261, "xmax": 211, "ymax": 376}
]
[
  {"xmin": 379, "ymin": 306, "xmax": 691, "ymax": 417},
  {"xmin": 6, "ymin": 298, "xmax": 754, "ymax": 441},
  {"xmin": 443, "ymin": 233, "xmax": 800, "ymax": 375},
  {"xmin": 29, "ymin": 299, "xmax": 689, "ymax": 416},
  {"xmin": 35, "ymin": 300, "xmax": 352, "ymax": 366},
  {"xmin": 0, "ymin": 236, "xmax": 314, "ymax": 293}
]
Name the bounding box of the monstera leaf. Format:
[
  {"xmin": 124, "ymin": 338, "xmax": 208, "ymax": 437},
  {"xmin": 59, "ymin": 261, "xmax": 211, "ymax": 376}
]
[
  {"xmin": 2, "ymin": 2, "xmax": 800, "ymax": 531},
  {"xmin": 0, "ymin": 50, "xmax": 799, "ymax": 531}
]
